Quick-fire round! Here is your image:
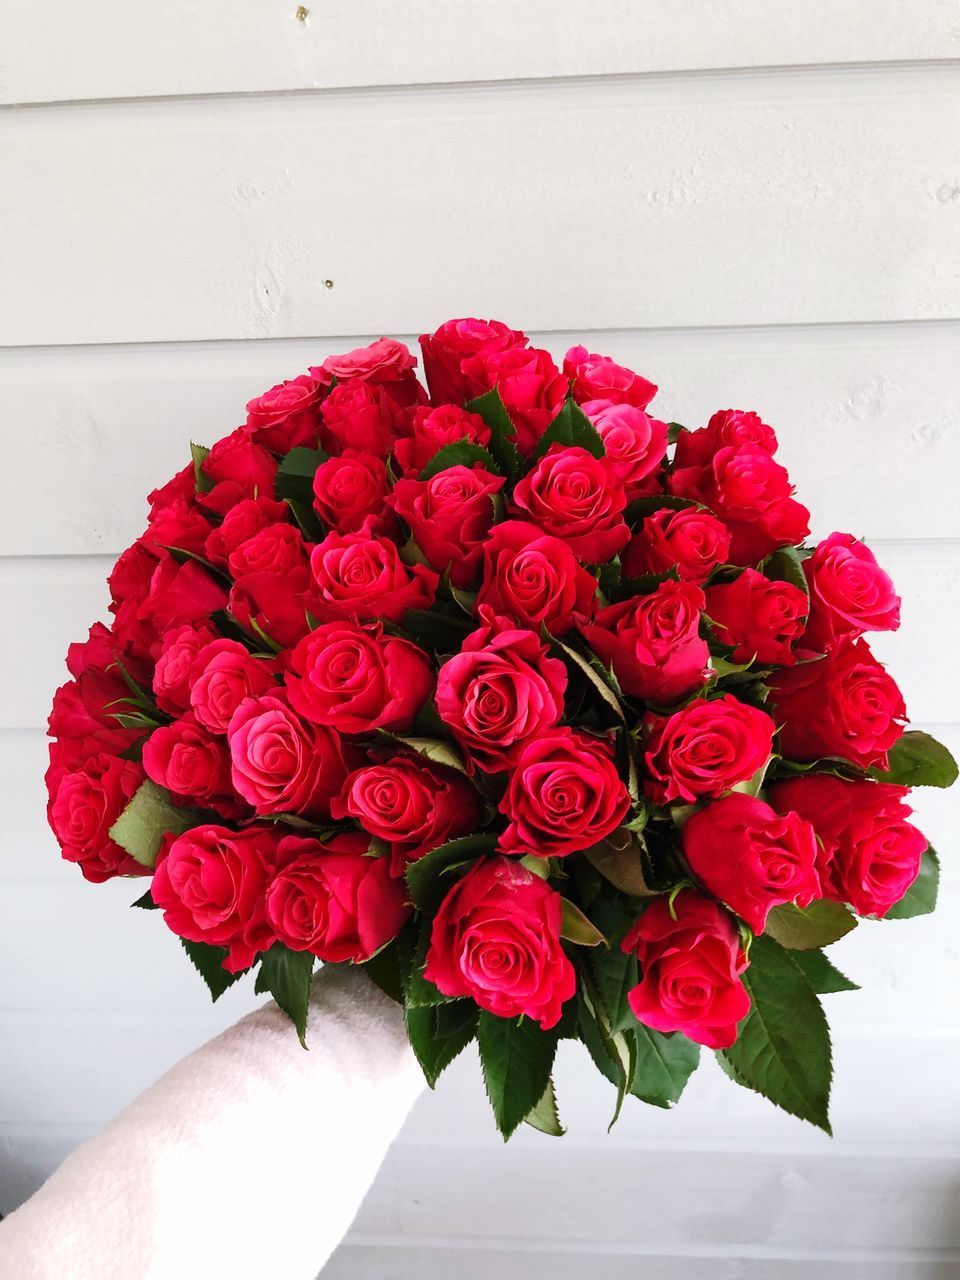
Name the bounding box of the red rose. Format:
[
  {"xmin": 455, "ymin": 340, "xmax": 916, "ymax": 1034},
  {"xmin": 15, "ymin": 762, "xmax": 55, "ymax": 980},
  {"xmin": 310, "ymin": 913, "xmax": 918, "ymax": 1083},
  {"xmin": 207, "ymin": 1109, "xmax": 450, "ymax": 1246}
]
[
  {"xmin": 423, "ymin": 857, "xmax": 575, "ymax": 1029},
  {"xmin": 151, "ymin": 824, "xmax": 279, "ymax": 970},
  {"xmin": 108, "ymin": 540, "xmax": 160, "ymax": 658},
  {"xmin": 285, "ymin": 621, "xmax": 433, "ymax": 733},
  {"xmin": 228, "ymin": 565, "xmax": 313, "ymax": 652},
  {"xmin": 311, "ymin": 450, "xmax": 393, "ymax": 534},
  {"xmin": 197, "ymin": 429, "xmax": 278, "ymax": 517},
  {"xmin": 769, "ymin": 775, "xmax": 928, "ymax": 918},
  {"xmin": 499, "ymin": 726, "xmax": 630, "ymax": 858},
  {"xmin": 704, "ymin": 568, "xmax": 809, "ymax": 666},
  {"xmin": 332, "ymin": 755, "xmax": 481, "ymax": 868},
  {"xmin": 319, "ymin": 337, "xmax": 417, "ymax": 385},
  {"xmin": 47, "ymin": 684, "xmax": 139, "ymax": 774},
  {"xmin": 460, "ymin": 346, "xmax": 568, "ymax": 454},
  {"xmin": 227, "ymin": 692, "xmax": 352, "ymax": 818},
  {"xmin": 622, "ymin": 890, "xmax": 749, "ymax": 1049},
  {"xmin": 143, "ymin": 713, "xmax": 237, "ymax": 812},
  {"xmin": 392, "ymin": 403, "xmax": 491, "ymax": 477},
  {"xmin": 477, "ymin": 520, "xmax": 597, "ymax": 636},
  {"xmin": 674, "ymin": 409, "xmax": 778, "ymax": 467},
  {"xmin": 307, "ymin": 524, "xmax": 438, "ymax": 624},
  {"xmin": 245, "ymin": 373, "xmax": 324, "ymax": 451},
  {"xmin": 582, "ymin": 579, "xmax": 710, "ymax": 704},
  {"xmin": 189, "ymin": 640, "xmax": 276, "ymax": 734},
  {"xmin": 563, "ymin": 345, "xmax": 657, "ymax": 410},
  {"xmin": 682, "ymin": 792, "xmax": 821, "ymax": 933},
  {"xmin": 581, "ymin": 401, "xmax": 667, "ymax": 495},
  {"xmin": 152, "ymin": 623, "xmax": 219, "ymax": 714},
  {"xmin": 47, "ymin": 753, "xmax": 144, "ymax": 883},
  {"xmin": 803, "ymin": 532, "xmax": 901, "ymax": 650},
  {"xmin": 623, "ymin": 506, "xmax": 732, "ymax": 583},
  {"xmin": 388, "ymin": 464, "xmax": 504, "ymax": 588},
  {"xmin": 435, "ymin": 610, "xmax": 567, "ymax": 772},
  {"xmin": 204, "ymin": 497, "xmax": 289, "ymax": 568},
  {"xmin": 265, "ymin": 832, "xmax": 411, "ymax": 962},
  {"xmin": 669, "ymin": 446, "xmax": 810, "ymax": 565},
  {"xmin": 511, "ymin": 445, "xmax": 630, "ymax": 563},
  {"xmin": 143, "ymin": 492, "xmax": 212, "ymax": 558},
  {"xmin": 644, "ymin": 694, "xmax": 776, "ymax": 804},
  {"xmin": 419, "ymin": 317, "xmax": 528, "ymax": 405},
  {"xmin": 136, "ymin": 554, "xmax": 229, "ymax": 657},
  {"xmin": 226, "ymin": 523, "xmax": 309, "ymax": 580},
  {"xmin": 48, "ymin": 623, "xmax": 146, "ymax": 765},
  {"xmin": 319, "ymin": 380, "xmax": 400, "ymax": 457},
  {"xmin": 768, "ymin": 636, "xmax": 906, "ymax": 769}
]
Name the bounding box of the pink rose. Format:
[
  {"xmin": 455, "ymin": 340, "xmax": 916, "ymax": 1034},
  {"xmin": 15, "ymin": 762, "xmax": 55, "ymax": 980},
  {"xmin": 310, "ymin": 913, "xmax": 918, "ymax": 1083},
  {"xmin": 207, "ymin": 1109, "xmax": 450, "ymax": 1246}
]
[
  {"xmin": 477, "ymin": 520, "xmax": 597, "ymax": 636},
  {"xmin": 228, "ymin": 565, "xmax": 314, "ymax": 651},
  {"xmin": 189, "ymin": 640, "xmax": 276, "ymax": 734},
  {"xmin": 197, "ymin": 429, "xmax": 278, "ymax": 517},
  {"xmin": 643, "ymin": 694, "xmax": 776, "ymax": 804},
  {"xmin": 460, "ymin": 346, "xmax": 568, "ymax": 454},
  {"xmin": 318, "ymin": 337, "xmax": 417, "ymax": 385},
  {"xmin": 511, "ymin": 445, "xmax": 630, "ymax": 563},
  {"xmin": 311, "ymin": 450, "xmax": 393, "ymax": 534},
  {"xmin": 245, "ymin": 373, "xmax": 325, "ymax": 451},
  {"xmin": 623, "ymin": 506, "xmax": 732, "ymax": 583},
  {"xmin": 204, "ymin": 497, "xmax": 289, "ymax": 568},
  {"xmin": 419, "ymin": 317, "xmax": 528, "ymax": 405},
  {"xmin": 704, "ymin": 568, "xmax": 809, "ymax": 666},
  {"xmin": 674, "ymin": 409, "xmax": 778, "ymax": 467},
  {"xmin": 388, "ymin": 464, "xmax": 504, "ymax": 588},
  {"xmin": 226, "ymin": 523, "xmax": 309, "ymax": 580},
  {"xmin": 392, "ymin": 403, "xmax": 491, "ymax": 477},
  {"xmin": 307, "ymin": 524, "xmax": 438, "ymax": 624},
  {"xmin": 563, "ymin": 346, "xmax": 657, "ymax": 410},
  {"xmin": 47, "ymin": 753, "xmax": 144, "ymax": 883},
  {"xmin": 803, "ymin": 532, "xmax": 901, "ymax": 651},
  {"xmin": 143, "ymin": 713, "xmax": 237, "ymax": 812},
  {"xmin": 581, "ymin": 400, "xmax": 667, "ymax": 495},
  {"xmin": 319, "ymin": 380, "xmax": 400, "ymax": 457}
]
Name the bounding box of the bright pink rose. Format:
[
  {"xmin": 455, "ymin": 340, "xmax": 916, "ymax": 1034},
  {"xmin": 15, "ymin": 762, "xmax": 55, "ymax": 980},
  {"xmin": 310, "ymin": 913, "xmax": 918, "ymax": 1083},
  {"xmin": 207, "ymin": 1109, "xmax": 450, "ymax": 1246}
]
[
  {"xmin": 226, "ymin": 523, "xmax": 309, "ymax": 580},
  {"xmin": 644, "ymin": 694, "xmax": 776, "ymax": 804},
  {"xmin": 318, "ymin": 337, "xmax": 417, "ymax": 386},
  {"xmin": 674, "ymin": 409, "xmax": 778, "ymax": 467},
  {"xmin": 47, "ymin": 753, "xmax": 144, "ymax": 883},
  {"xmin": 563, "ymin": 346, "xmax": 657, "ymax": 410},
  {"xmin": 189, "ymin": 640, "xmax": 276, "ymax": 734},
  {"xmin": 307, "ymin": 524, "xmax": 438, "ymax": 624},
  {"xmin": 622, "ymin": 890, "xmax": 749, "ymax": 1049},
  {"xmin": 266, "ymin": 832, "xmax": 411, "ymax": 962},
  {"xmin": 768, "ymin": 636, "xmax": 906, "ymax": 769},
  {"xmin": 582, "ymin": 580, "xmax": 710, "ymax": 704},
  {"xmin": 769, "ymin": 775, "xmax": 928, "ymax": 918},
  {"xmin": 388, "ymin": 464, "xmax": 504, "ymax": 588},
  {"xmin": 424, "ymin": 857, "xmax": 575, "ymax": 1029},
  {"xmin": 392, "ymin": 403, "xmax": 491, "ymax": 477},
  {"xmin": 419, "ymin": 318, "xmax": 528, "ymax": 405},
  {"xmin": 581, "ymin": 400, "xmax": 667, "ymax": 494},
  {"xmin": 285, "ymin": 621, "xmax": 433, "ymax": 733},
  {"xmin": 151, "ymin": 623, "xmax": 219, "ymax": 714},
  {"xmin": 319, "ymin": 380, "xmax": 400, "ymax": 457},
  {"xmin": 143, "ymin": 713, "xmax": 236, "ymax": 811},
  {"xmin": 435, "ymin": 610, "xmax": 567, "ymax": 772},
  {"xmin": 204, "ymin": 497, "xmax": 289, "ymax": 568},
  {"xmin": 228, "ymin": 565, "xmax": 313, "ymax": 652},
  {"xmin": 312, "ymin": 450, "xmax": 392, "ymax": 534},
  {"xmin": 197, "ymin": 429, "xmax": 278, "ymax": 516},
  {"xmin": 682, "ymin": 792, "xmax": 821, "ymax": 933},
  {"xmin": 803, "ymin": 533, "xmax": 901, "ymax": 650},
  {"xmin": 704, "ymin": 568, "xmax": 809, "ymax": 666},
  {"xmin": 499, "ymin": 727, "xmax": 630, "ymax": 858},
  {"xmin": 245, "ymin": 373, "xmax": 325, "ymax": 451},
  {"xmin": 511, "ymin": 445, "xmax": 630, "ymax": 563},
  {"xmin": 227, "ymin": 692, "xmax": 352, "ymax": 818},
  {"xmin": 460, "ymin": 346, "xmax": 568, "ymax": 454},
  {"xmin": 477, "ymin": 520, "xmax": 597, "ymax": 636},
  {"xmin": 151, "ymin": 824, "xmax": 280, "ymax": 970},
  {"xmin": 623, "ymin": 506, "xmax": 732, "ymax": 583}
]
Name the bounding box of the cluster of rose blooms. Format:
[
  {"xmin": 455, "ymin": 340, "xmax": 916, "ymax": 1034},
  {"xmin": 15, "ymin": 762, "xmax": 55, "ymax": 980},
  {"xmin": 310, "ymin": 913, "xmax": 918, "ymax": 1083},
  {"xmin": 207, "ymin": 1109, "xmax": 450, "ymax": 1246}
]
[{"xmin": 47, "ymin": 316, "xmax": 942, "ymax": 1131}]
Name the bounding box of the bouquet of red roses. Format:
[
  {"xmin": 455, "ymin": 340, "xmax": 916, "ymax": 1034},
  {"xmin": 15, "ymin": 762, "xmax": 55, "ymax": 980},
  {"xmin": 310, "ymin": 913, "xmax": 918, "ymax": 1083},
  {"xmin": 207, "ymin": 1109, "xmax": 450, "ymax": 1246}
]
[{"xmin": 46, "ymin": 318, "xmax": 955, "ymax": 1139}]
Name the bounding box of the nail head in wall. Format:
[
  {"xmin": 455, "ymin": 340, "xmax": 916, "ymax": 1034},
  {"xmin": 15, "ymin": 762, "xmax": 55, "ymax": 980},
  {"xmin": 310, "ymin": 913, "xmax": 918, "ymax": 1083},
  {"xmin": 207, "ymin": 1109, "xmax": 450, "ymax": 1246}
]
[
  {"xmin": 323, "ymin": 279, "xmax": 334, "ymax": 290},
  {"xmin": 295, "ymin": 6, "xmax": 309, "ymax": 22}
]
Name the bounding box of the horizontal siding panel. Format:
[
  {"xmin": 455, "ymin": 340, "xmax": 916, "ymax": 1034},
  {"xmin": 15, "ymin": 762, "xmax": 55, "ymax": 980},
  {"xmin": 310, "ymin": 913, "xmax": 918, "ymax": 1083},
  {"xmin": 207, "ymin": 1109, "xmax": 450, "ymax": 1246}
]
[
  {"xmin": 3, "ymin": 0, "xmax": 959, "ymax": 105},
  {"xmin": 2, "ymin": 68, "xmax": 959, "ymax": 346},
  {"xmin": 3, "ymin": 321, "xmax": 959, "ymax": 556}
]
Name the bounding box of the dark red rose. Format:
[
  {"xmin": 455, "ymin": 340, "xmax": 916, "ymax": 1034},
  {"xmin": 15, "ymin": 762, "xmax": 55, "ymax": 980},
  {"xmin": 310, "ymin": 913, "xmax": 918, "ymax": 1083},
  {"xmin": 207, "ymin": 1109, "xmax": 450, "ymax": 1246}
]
[
  {"xmin": 768, "ymin": 636, "xmax": 906, "ymax": 769},
  {"xmin": 499, "ymin": 726, "xmax": 630, "ymax": 858},
  {"xmin": 189, "ymin": 640, "xmax": 277, "ymax": 734},
  {"xmin": 674, "ymin": 409, "xmax": 778, "ymax": 467},
  {"xmin": 622, "ymin": 890, "xmax": 749, "ymax": 1049},
  {"xmin": 197, "ymin": 428, "xmax": 278, "ymax": 516},
  {"xmin": 581, "ymin": 400, "xmax": 667, "ymax": 497},
  {"xmin": 392, "ymin": 403, "xmax": 491, "ymax": 477},
  {"xmin": 511, "ymin": 445, "xmax": 630, "ymax": 563},
  {"xmin": 419, "ymin": 317, "xmax": 528, "ymax": 405},
  {"xmin": 460, "ymin": 346, "xmax": 568, "ymax": 454},
  {"xmin": 319, "ymin": 380, "xmax": 400, "ymax": 457},
  {"xmin": 803, "ymin": 532, "xmax": 901, "ymax": 651},
  {"xmin": 477, "ymin": 520, "xmax": 597, "ymax": 636},
  {"xmin": 204, "ymin": 497, "xmax": 289, "ymax": 568},
  {"xmin": 582, "ymin": 579, "xmax": 710, "ymax": 703},
  {"xmin": 312, "ymin": 450, "xmax": 393, "ymax": 534},
  {"xmin": 704, "ymin": 568, "xmax": 809, "ymax": 666},
  {"xmin": 623, "ymin": 506, "xmax": 732, "ymax": 584},
  {"xmin": 643, "ymin": 694, "xmax": 776, "ymax": 804},
  {"xmin": 228, "ymin": 565, "xmax": 314, "ymax": 652},
  {"xmin": 307, "ymin": 524, "xmax": 438, "ymax": 624},
  {"xmin": 47, "ymin": 753, "xmax": 145, "ymax": 883},
  {"xmin": 388, "ymin": 464, "xmax": 504, "ymax": 588},
  {"xmin": 143, "ymin": 713, "xmax": 237, "ymax": 812},
  {"xmin": 245, "ymin": 373, "xmax": 325, "ymax": 451},
  {"xmin": 682, "ymin": 792, "xmax": 821, "ymax": 933},
  {"xmin": 424, "ymin": 857, "xmax": 575, "ymax": 1029},
  {"xmin": 563, "ymin": 345, "xmax": 657, "ymax": 410}
]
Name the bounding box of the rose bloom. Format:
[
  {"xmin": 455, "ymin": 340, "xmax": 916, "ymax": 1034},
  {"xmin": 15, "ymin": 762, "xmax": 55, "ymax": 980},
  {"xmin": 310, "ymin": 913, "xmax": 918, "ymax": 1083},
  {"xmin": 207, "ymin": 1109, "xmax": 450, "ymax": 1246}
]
[
  {"xmin": 768, "ymin": 636, "xmax": 906, "ymax": 769},
  {"xmin": 226, "ymin": 523, "xmax": 309, "ymax": 581},
  {"xmin": 477, "ymin": 520, "xmax": 598, "ymax": 636},
  {"xmin": 307, "ymin": 524, "xmax": 438, "ymax": 624},
  {"xmin": 674, "ymin": 409, "xmax": 778, "ymax": 468},
  {"xmin": 435, "ymin": 609, "xmax": 567, "ymax": 772},
  {"xmin": 388, "ymin": 464, "xmax": 504, "ymax": 588},
  {"xmin": 47, "ymin": 753, "xmax": 144, "ymax": 883},
  {"xmin": 47, "ymin": 622, "xmax": 149, "ymax": 765},
  {"xmin": 245, "ymin": 372, "xmax": 325, "ymax": 451},
  {"xmin": 499, "ymin": 726, "xmax": 630, "ymax": 858},
  {"xmin": 227, "ymin": 692, "xmax": 352, "ymax": 818},
  {"xmin": 460, "ymin": 345, "xmax": 568, "ymax": 454},
  {"xmin": 622, "ymin": 890, "xmax": 749, "ymax": 1049},
  {"xmin": 189, "ymin": 639, "xmax": 276, "ymax": 734},
  {"xmin": 770, "ymin": 775, "xmax": 928, "ymax": 918},
  {"xmin": 318, "ymin": 336, "xmax": 417, "ymax": 386},
  {"xmin": 419, "ymin": 317, "xmax": 528, "ymax": 405},
  {"xmin": 623, "ymin": 506, "xmax": 732, "ymax": 583},
  {"xmin": 682, "ymin": 792, "xmax": 821, "ymax": 933},
  {"xmin": 332, "ymin": 755, "xmax": 481, "ymax": 868},
  {"xmin": 563, "ymin": 345, "xmax": 657, "ymax": 410},
  {"xmin": 143, "ymin": 491, "xmax": 212, "ymax": 558},
  {"xmin": 704, "ymin": 568, "xmax": 809, "ymax": 666},
  {"xmin": 228, "ymin": 565, "xmax": 314, "ymax": 652},
  {"xmin": 285, "ymin": 620, "xmax": 433, "ymax": 733},
  {"xmin": 133, "ymin": 553, "xmax": 229, "ymax": 659},
  {"xmin": 204, "ymin": 496, "xmax": 289, "ymax": 568},
  {"xmin": 319, "ymin": 379, "xmax": 400, "ymax": 457},
  {"xmin": 424, "ymin": 857, "xmax": 575, "ymax": 1029},
  {"xmin": 312, "ymin": 450, "xmax": 393, "ymax": 534},
  {"xmin": 197, "ymin": 428, "xmax": 278, "ymax": 517},
  {"xmin": 511, "ymin": 445, "xmax": 630, "ymax": 563},
  {"xmin": 142, "ymin": 713, "xmax": 236, "ymax": 811},
  {"xmin": 583, "ymin": 579, "xmax": 710, "ymax": 704},
  {"xmin": 392, "ymin": 403, "xmax": 491, "ymax": 477},
  {"xmin": 151, "ymin": 824, "xmax": 280, "ymax": 971},
  {"xmin": 581, "ymin": 400, "xmax": 667, "ymax": 495},
  {"xmin": 151, "ymin": 623, "xmax": 218, "ymax": 714},
  {"xmin": 803, "ymin": 532, "xmax": 901, "ymax": 650},
  {"xmin": 265, "ymin": 832, "xmax": 411, "ymax": 962},
  {"xmin": 643, "ymin": 694, "xmax": 776, "ymax": 805}
]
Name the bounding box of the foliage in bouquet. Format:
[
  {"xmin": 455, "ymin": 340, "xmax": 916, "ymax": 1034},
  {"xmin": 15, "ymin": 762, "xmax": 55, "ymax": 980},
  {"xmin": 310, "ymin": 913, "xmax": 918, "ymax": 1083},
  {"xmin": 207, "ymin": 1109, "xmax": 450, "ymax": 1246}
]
[{"xmin": 46, "ymin": 319, "xmax": 956, "ymax": 1139}]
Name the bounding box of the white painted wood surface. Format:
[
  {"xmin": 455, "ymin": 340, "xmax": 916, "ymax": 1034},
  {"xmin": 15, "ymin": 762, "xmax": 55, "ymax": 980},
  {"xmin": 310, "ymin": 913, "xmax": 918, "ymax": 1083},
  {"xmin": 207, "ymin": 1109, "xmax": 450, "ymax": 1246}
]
[{"xmin": 1, "ymin": 10, "xmax": 958, "ymax": 1277}]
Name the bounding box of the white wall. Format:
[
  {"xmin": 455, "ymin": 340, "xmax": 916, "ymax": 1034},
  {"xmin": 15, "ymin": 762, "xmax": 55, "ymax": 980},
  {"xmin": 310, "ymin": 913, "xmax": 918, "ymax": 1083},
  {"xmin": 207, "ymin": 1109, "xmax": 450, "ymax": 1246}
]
[{"xmin": 1, "ymin": 5, "xmax": 959, "ymax": 1275}]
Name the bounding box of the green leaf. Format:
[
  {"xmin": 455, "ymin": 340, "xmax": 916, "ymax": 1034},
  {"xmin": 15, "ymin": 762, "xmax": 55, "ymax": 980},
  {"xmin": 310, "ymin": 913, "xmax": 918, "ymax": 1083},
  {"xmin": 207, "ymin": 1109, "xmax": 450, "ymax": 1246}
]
[
  {"xmin": 559, "ymin": 898, "xmax": 606, "ymax": 947},
  {"xmin": 361, "ymin": 923, "xmax": 416, "ymax": 1004},
  {"xmin": 477, "ymin": 1010, "xmax": 561, "ymax": 1140},
  {"xmin": 667, "ymin": 422, "xmax": 687, "ymax": 445},
  {"xmin": 131, "ymin": 888, "xmax": 158, "ymax": 910},
  {"xmin": 870, "ymin": 731, "xmax": 959, "ymax": 789},
  {"xmin": 523, "ymin": 1077, "xmax": 565, "ymax": 1137},
  {"xmin": 555, "ymin": 639, "xmax": 625, "ymax": 722},
  {"xmin": 582, "ymin": 827, "xmax": 655, "ymax": 898},
  {"xmin": 257, "ymin": 943, "xmax": 315, "ymax": 1047},
  {"xmin": 576, "ymin": 983, "xmax": 637, "ymax": 1128},
  {"xmin": 533, "ymin": 399, "xmax": 605, "ymax": 460},
  {"xmin": 419, "ymin": 439, "xmax": 501, "ymax": 481},
  {"xmin": 108, "ymin": 780, "xmax": 204, "ymax": 869},
  {"xmin": 180, "ymin": 938, "xmax": 248, "ymax": 1001},
  {"xmin": 275, "ymin": 446, "xmax": 328, "ymax": 509},
  {"xmin": 405, "ymin": 833, "xmax": 498, "ymax": 914},
  {"xmin": 632, "ymin": 1027, "xmax": 701, "ymax": 1108},
  {"xmin": 764, "ymin": 899, "xmax": 857, "ymax": 951},
  {"xmin": 719, "ymin": 934, "xmax": 833, "ymax": 1134},
  {"xmin": 465, "ymin": 388, "xmax": 521, "ymax": 480},
  {"xmin": 405, "ymin": 1000, "xmax": 478, "ymax": 1087},
  {"xmin": 884, "ymin": 847, "xmax": 939, "ymax": 919},
  {"xmin": 401, "ymin": 607, "xmax": 472, "ymax": 651},
  {"xmin": 395, "ymin": 736, "xmax": 469, "ymax": 775},
  {"xmin": 762, "ymin": 545, "xmax": 810, "ymax": 600},
  {"xmin": 790, "ymin": 948, "xmax": 859, "ymax": 993},
  {"xmin": 190, "ymin": 442, "xmax": 213, "ymax": 494}
]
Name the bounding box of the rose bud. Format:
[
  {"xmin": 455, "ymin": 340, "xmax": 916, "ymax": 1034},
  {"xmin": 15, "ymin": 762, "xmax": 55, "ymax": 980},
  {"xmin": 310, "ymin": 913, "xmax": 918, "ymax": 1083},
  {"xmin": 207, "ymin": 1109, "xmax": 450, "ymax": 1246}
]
[
  {"xmin": 424, "ymin": 857, "xmax": 576, "ymax": 1029},
  {"xmin": 392, "ymin": 403, "xmax": 491, "ymax": 477},
  {"xmin": 189, "ymin": 639, "xmax": 276, "ymax": 734},
  {"xmin": 245, "ymin": 372, "xmax": 325, "ymax": 452},
  {"xmin": 142, "ymin": 492, "xmax": 213, "ymax": 559},
  {"xmin": 388, "ymin": 464, "xmax": 505, "ymax": 588},
  {"xmin": 623, "ymin": 506, "xmax": 732, "ymax": 583},
  {"xmin": 312, "ymin": 450, "xmax": 393, "ymax": 535},
  {"xmin": 563, "ymin": 346, "xmax": 657, "ymax": 410},
  {"xmin": 196, "ymin": 428, "xmax": 278, "ymax": 517},
  {"xmin": 622, "ymin": 890, "xmax": 750, "ymax": 1049},
  {"xmin": 142, "ymin": 713, "xmax": 237, "ymax": 812},
  {"xmin": 581, "ymin": 400, "xmax": 667, "ymax": 496},
  {"xmin": 459, "ymin": 345, "xmax": 568, "ymax": 454},
  {"xmin": 511, "ymin": 445, "xmax": 630, "ymax": 563},
  {"xmin": 673, "ymin": 409, "xmax": 778, "ymax": 467},
  {"xmin": 802, "ymin": 532, "xmax": 901, "ymax": 650},
  {"xmin": 47, "ymin": 753, "xmax": 144, "ymax": 883},
  {"xmin": 319, "ymin": 379, "xmax": 400, "ymax": 458},
  {"xmin": 307, "ymin": 523, "xmax": 438, "ymax": 624},
  {"xmin": 419, "ymin": 317, "xmax": 528, "ymax": 406},
  {"xmin": 643, "ymin": 694, "xmax": 775, "ymax": 805},
  {"xmin": 704, "ymin": 568, "xmax": 809, "ymax": 666},
  {"xmin": 477, "ymin": 520, "xmax": 598, "ymax": 636}
]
